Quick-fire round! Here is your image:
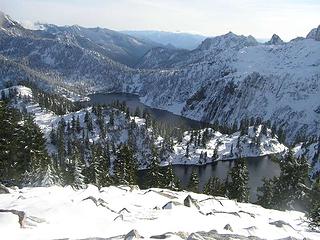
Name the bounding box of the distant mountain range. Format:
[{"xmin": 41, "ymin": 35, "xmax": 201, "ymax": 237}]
[
  {"xmin": 122, "ymin": 30, "xmax": 207, "ymax": 50},
  {"xmin": 0, "ymin": 11, "xmax": 319, "ymax": 145}
]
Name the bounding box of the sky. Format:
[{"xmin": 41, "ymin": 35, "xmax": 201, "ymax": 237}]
[{"xmin": 1, "ymin": 0, "xmax": 320, "ymax": 40}]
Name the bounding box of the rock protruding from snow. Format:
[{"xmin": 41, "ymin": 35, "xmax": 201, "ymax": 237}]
[
  {"xmin": 125, "ymin": 229, "xmax": 144, "ymax": 240},
  {"xmin": 306, "ymin": 25, "xmax": 320, "ymax": 41},
  {"xmin": 0, "ymin": 209, "xmax": 26, "ymax": 228},
  {"xmin": 266, "ymin": 34, "xmax": 284, "ymax": 45},
  {"xmin": 224, "ymin": 224, "xmax": 233, "ymax": 232},
  {"xmin": 187, "ymin": 230, "xmax": 263, "ymax": 240},
  {"xmin": 183, "ymin": 195, "xmax": 200, "ymax": 209},
  {"xmin": 0, "ymin": 183, "xmax": 10, "ymax": 194},
  {"xmin": 162, "ymin": 201, "xmax": 182, "ymax": 210}
]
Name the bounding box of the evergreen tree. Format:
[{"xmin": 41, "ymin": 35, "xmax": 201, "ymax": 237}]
[
  {"xmin": 212, "ymin": 145, "xmax": 219, "ymax": 161},
  {"xmin": 185, "ymin": 143, "xmax": 190, "ymax": 158},
  {"xmin": 227, "ymin": 158, "xmax": 249, "ymax": 202},
  {"xmin": 28, "ymin": 162, "xmax": 62, "ymax": 187},
  {"xmin": 70, "ymin": 147, "xmax": 86, "ymax": 190},
  {"xmin": 109, "ymin": 111, "xmax": 115, "ymax": 126},
  {"xmin": 85, "ymin": 145, "xmax": 101, "ymax": 186},
  {"xmin": 146, "ymin": 144, "xmax": 163, "ymax": 188},
  {"xmin": 257, "ymin": 177, "xmax": 278, "ymax": 208},
  {"xmin": 163, "ymin": 163, "xmax": 180, "ymax": 190},
  {"xmin": 308, "ymin": 177, "xmax": 320, "ymax": 228},
  {"xmin": 257, "ymin": 152, "xmax": 309, "ymax": 210},
  {"xmin": 97, "ymin": 145, "xmax": 112, "ymax": 187},
  {"xmin": 187, "ymin": 169, "xmax": 199, "ymax": 193},
  {"xmin": 113, "ymin": 144, "xmax": 138, "ymax": 185},
  {"xmin": 274, "ymin": 151, "xmax": 309, "ymax": 210},
  {"xmin": 232, "ymin": 121, "xmax": 238, "ymax": 133},
  {"xmin": 134, "ymin": 107, "xmax": 141, "ymax": 117},
  {"xmin": 203, "ymin": 177, "xmax": 225, "ymax": 197},
  {"xmin": 76, "ymin": 116, "xmax": 81, "ymax": 133}
]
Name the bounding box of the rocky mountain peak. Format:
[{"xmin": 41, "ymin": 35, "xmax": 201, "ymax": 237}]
[
  {"xmin": 306, "ymin": 25, "xmax": 320, "ymax": 41},
  {"xmin": 266, "ymin": 34, "xmax": 284, "ymax": 45},
  {"xmin": 197, "ymin": 32, "xmax": 258, "ymax": 51},
  {"xmin": 0, "ymin": 11, "xmax": 20, "ymax": 29}
]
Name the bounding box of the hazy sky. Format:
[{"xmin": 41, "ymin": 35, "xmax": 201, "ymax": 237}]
[{"xmin": 1, "ymin": 0, "xmax": 320, "ymax": 40}]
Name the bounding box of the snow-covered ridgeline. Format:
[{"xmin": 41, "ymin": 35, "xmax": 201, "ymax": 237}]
[{"xmin": 0, "ymin": 185, "xmax": 319, "ymax": 240}]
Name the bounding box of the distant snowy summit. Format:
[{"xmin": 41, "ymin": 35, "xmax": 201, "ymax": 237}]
[
  {"xmin": 307, "ymin": 25, "xmax": 320, "ymax": 41},
  {"xmin": 197, "ymin": 31, "xmax": 258, "ymax": 51},
  {"xmin": 265, "ymin": 34, "xmax": 284, "ymax": 45}
]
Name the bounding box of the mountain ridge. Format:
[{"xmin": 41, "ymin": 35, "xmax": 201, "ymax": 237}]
[{"xmin": 0, "ymin": 12, "xmax": 319, "ymax": 144}]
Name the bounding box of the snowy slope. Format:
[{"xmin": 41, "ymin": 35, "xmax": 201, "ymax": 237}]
[
  {"xmin": 169, "ymin": 126, "xmax": 287, "ymax": 166},
  {"xmin": 0, "ymin": 185, "xmax": 319, "ymax": 240}
]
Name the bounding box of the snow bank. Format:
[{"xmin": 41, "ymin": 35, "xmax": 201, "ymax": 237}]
[{"xmin": 0, "ymin": 185, "xmax": 318, "ymax": 240}]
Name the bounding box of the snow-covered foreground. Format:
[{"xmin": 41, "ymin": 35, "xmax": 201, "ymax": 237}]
[{"xmin": 0, "ymin": 185, "xmax": 319, "ymax": 240}]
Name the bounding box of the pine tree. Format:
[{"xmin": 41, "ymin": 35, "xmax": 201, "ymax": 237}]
[
  {"xmin": 212, "ymin": 145, "xmax": 219, "ymax": 161},
  {"xmin": 187, "ymin": 169, "xmax": 199, "ymax": 193},
  {"xmin": 113, "ymin": 144, "xmax": 138, "ymax": 185},
  {"xmin": 185, "ymin": 143, "xmax": 190, "ymax": 158},
  {"xmin": 203, "ymin": 177, "xmax": 225, "ymax": 197},
  {"xmin": 146, "ymin": 144, "xmax": 163, "ymax": 188},
  {"xmin": 86, "ymin": 145, "xmax": 101, "ymax": 186},
  {"xmin": 275, "ymin": 151, "xmax": 309, "ymax": 210},
  {"xmin": 97, "ymin": 145, "xmax": 112, "ymax": 187},
  {"xmin": 163, "ymin": 163, "xmax": 180, "ymax": 190},
  {"xmin": 70, "ymin": 147, "xmax": 86, "ymax": 190},
  {"xmin": 0, "ymin": 101, "xmax": 23, "ymax": 180},
  {"xmin": 308, "ymin": 177, "xmax": 320, "ymax": 228},
  {"xmin": 134, "ymin": 107, "xmax": 141, "ymax": 117},
  {"xmin": 257, "ymin": 152, "xmax": 309, "ymax": 210},
  {"xmin": 29, "ymin": 162, "xmax": 61, "ymax": 187},
  {"xmin": 76, "ymin": 116, "xmax": 81, "ymax": 133},
  {"xmin": 257, "ymin": 177, "xmax": 278, "ymax": 208},
  {"xmin": 232, "ymin": 121, "xmax": 238, "ymax": 133},
  {"xmin": 227, "ymin": 158, "xmax": 249, "ymax": 202},
  {"xmin": 109, "ymin": 111, "xmax": 115, "ymax": 126}
]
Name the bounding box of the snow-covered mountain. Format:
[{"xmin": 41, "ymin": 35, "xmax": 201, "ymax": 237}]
[
  {"xmin": 0, "ymin": 185, "xmax": 319, "ymax": 240},
  {"xmin": 0, "ymin": 12, "xmax": 319, "ymax": 145},
  {"xmin": 265, "ymin": 34, "xmax": 284, "ymax": 45},
  {"xmin": 136, "ymin": 31, "xmax": 320, "ymax": 144},
  {"xmin": 307, "ymin": 25, "xmax": 320, "ymax": 41},
  {"xmin": 36, "ymin": 24, "xmax": 160, "ymax": 66}
]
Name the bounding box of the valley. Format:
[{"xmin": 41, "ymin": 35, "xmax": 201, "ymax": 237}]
[{"xmin": 0, "ymin": 7, "xmax": 319, "ymax": 239}]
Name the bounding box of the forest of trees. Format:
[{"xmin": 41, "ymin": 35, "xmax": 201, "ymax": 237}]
[{"xmin": 0, "ymin": 85, "xmax": 319, "ymax": 228}]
